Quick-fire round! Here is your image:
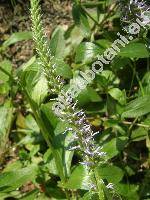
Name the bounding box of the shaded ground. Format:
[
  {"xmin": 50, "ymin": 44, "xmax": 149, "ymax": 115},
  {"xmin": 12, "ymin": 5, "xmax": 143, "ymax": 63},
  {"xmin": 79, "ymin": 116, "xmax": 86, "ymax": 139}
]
[{"xmin": 0, "ymin": 0, "xmax": 72, "ymax": 67}]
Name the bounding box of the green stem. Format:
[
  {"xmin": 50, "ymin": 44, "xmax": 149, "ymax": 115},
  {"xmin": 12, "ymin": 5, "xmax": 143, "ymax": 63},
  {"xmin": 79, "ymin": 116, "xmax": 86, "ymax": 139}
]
[
  {"xmin": 80, "ymin": 5, "xmax": 100, "ymax": 26},
  {"xmin": 94, "ymin": 168, "xmax": 105, "ymax": 200},
  {"xmin": 130, "ymin": 62, "xmax": 145, "ymax": 97}
]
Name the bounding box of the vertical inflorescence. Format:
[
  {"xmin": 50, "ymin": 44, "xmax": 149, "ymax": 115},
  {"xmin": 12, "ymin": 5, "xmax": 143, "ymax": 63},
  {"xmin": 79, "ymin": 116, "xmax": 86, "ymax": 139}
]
[
  {"xmin": 52, "ymin": 94, "xmax": 107, "ymax": 192},
  {"xmin": 30, "ymin": 0, "xmax": 63, "ymax": 93},
  {"xmin": 30, "ymin": 0, "xmax": 108, "ymax": 195},
  {"xmin": 118, "ymin": 0, "xmax": 150, "ymax": 27},
  {"xmin": 56, "ymin": 95, "xmax": 106, "ymax": 167}
]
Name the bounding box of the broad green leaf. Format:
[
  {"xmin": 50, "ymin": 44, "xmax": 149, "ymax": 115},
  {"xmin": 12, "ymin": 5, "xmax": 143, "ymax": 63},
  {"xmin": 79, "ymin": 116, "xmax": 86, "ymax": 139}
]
[
  {"xmin": 31, "ymin": 74, "xmax": 48, "ymax": 105},
  {"xmin": 65, "ymin": 26, "xmax": 84, "ymax": 50},
  {"xmin": 96, "ymin": 39, "xmax": 112, "ymax": 49},
  {"xmin": 103, "ymin": 137, "xmax": 128, "ymax": 159},
  {"xmin": 131, "ymin": 127, "xmax": 148, "ymax": 141},
  {"xmin": 107, "ymin": 94, "xmax": 124, "ymax": 116},
  {"xmin": 43, "ymin": 149, "xmax": 58, "ymax": 175},
  {"xmin": 122, "ymin": 95, "xmax": 150, "ymax": 118},
  {"xmin": 131, "ymin": 116, "xmax": 150, "ymax": 141},
  {"xmin": 97, "ymin": 164, "xmax": 124, "ymax": 183},
  {"xmin": 112, "ymin": 57, "xmax": 130, "ymax": 70},
  {"xmin": 0, "ymin": 60, "xmax": 12, "ymax": 94},
  {"xmin": 64, "ymin": 165, "xmax": 90, "ymax": 190},
  {"xmin": 3, "ymin": 160, "xmax": 22, "ymax": 172},
  {"xmin": 103, "ymin": 119, "xmax": 126, "ymax": 135},
  {"xmin": 54, "ymin": 121, "xmax": 74, "ymax": 177},
  {"xmin": 0, "ymin": 101, "xmax": 13, "ymax": 159},
  {"xmin": 19, "ymin": 60, "xmax": 40, "ymax": 90},
  {"xmin": 0, "ymin": 191, "xmax": 20, "ymax": 199},
  {"xmin": 40, "ymin": 102, "xmax": 59, "ymax": 131},
  {"xmin": 96, "ymin": 70, "xmax": 120, "ymax": 89},
  {"xmin": 0, "ymin": 165, "xmax": 38, "ymax": 192},
  {"xmin": 19, "ymin": 59, "xmax": 48, "ymax": 105},
  {"xmin": 2, "ymin": 31, "xmax": 32, "ymax": 49},
  {"xmin": 115, "ymin": 183, "xmax": 139, "ymax": 200},
  {"xmin": 119, "ymin": 43, "xmax": 149, "ymax": 58},
  {"xmin": 108, "ymin": 88, "xmax": 126, "ymax": 105},
  {"xmin": 40, "ymin": 103, "xmax": 68, "ymax": 180},
  {"xmin": 45, "ymin": 185, "xmax": 66, "ymax": 199},
  {"xmin": 17, "ymin": 56, "xmax": 36, "ymax": 76},
  {"xmin": 25, "ymin": 114, "xmax": 39, "ymax": 133},
  {"xmin": 49, "ymin": 27, "xmax": 66, "ymax": 59},
  {"xmin": 77, "ymin": 86, "xmax": 101, "ymax": 106},
  {"xmin": 0, "ymin": 60, "xmax": 12, "ymax": 82},
  {"xmin": 72, "ymin": 4, "xmax": 91, "ymax": 37},
  {"xmin": 55, "ymin": 59, "xmax": 72, "ymax": 79},
  {"xmin": 75, "ymin": 42, "xmax": 103, "ymax": 63}
]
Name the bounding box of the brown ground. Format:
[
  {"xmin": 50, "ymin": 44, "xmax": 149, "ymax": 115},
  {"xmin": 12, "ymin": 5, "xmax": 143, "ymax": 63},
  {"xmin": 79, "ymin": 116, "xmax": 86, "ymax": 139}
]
[{"xmin": 0, "ymin": 0, "xmax": 72, "ymax": 67}]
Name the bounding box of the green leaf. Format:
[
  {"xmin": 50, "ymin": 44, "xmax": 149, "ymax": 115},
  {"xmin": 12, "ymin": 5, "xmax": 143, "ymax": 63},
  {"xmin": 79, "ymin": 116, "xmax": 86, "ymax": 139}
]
[
  {"xmin": 45, "ymin": 185, "xmax": 66, "ymax": 199},
  {"xmin": 19, "ymin": 59, "xmax": 48, "ymax": 105},
  {"xmin": 55, "ymin": 59, "xmax": 73, "ymax": 79},
  {"xmin": 49, "ymin": 27, "xmax": 66, "ymax": 59},
  {"xmin": 77, "ymin": 86, "xmax": 101, "ymax": 106},
  {"xmin": 72, "ymin": 4, "xmax": 91, "ymax": 37},
  {"xmin": 65, "ymin": 26, "xmax": 84, "ymax": 51},
  {"xmin": 75, "ymin": 42, "xmax": 103, "ymax": 63},
  {"xmin": 108, "ymin": 88, "xmax": 126, "ymax": 105},
  {"xmin": 122, "ymin": 95, "xmax": 150, "ymax": 118},
  {"xmin": 31, "ymin": 74, "xmax": 48, "ymax": 105},
  {"xmin": 0, "ymin": 60, "xmax": 12, "ymax": 82},
  {"xmin": 115, "ymin": 183, "xmax": 139, "ymax": 200},
  {"xmin": 17, "ymin": 56, "xmax": 36, "ymax": 76},
  {"xmin": 0, "ymin": 101, "xmax": 13, "ymax": 158},
  {"xmin": 0, "ymin": 165, "xmax": 38, "ymax": 192},
  {"xmin": 43, "ymin": 149, "xmax": 58, "ymax": 175},
  {"xmin": 40, "ymin": 102, "xmax": 59, "ymax": 131},
  {"xmin": 131, "ymin": 127, "xmax": 148, "ymax": 141},
  {"xmin": 96, "ymin": 70, "xmax": 120, "ymax": 89},
  {"xmin": 64, "ymin": 165, "xmax": 90, "ymax": 190},
  {"xmin": 97, "ymin": 164, "xmax": 124, "ymax": 183},
  {"xmin": 25, "ymin": 114, "xmax": 39, "ymax": 133},
  {"xmin": 19, "ymin": 60, "xmax": 40, "ymax": 90},
  {"xmin": 40, "ymin": 103, "xmax": 69, "ymax": 181},
  {"xmin": 119, "ymin": 43, "xmax": 149, "ymax": 58},
  {"xmin": 0, "ymin": 60, "xmax": 12, "ymax": 94},
  {"xmin": 3, "ymin": 160, "xmax": 22, "ymax": 172},
  {"xmin": 2, "ymin": 31, "xmax": 32, "ymax": 49},
  {"xmin": 103, "ymin": 137, "xmax": 128, "ymax": 159}
]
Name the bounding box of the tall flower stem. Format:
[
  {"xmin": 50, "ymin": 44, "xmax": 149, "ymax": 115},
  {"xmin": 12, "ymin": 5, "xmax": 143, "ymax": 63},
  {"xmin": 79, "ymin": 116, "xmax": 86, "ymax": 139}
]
[
  {"xmin": 30, "ymin": 1, "xmax": 72, "ymax": 198},
  {"xmin": 30, "ymin": 0, "xmax": 107, "ymax": 198}
]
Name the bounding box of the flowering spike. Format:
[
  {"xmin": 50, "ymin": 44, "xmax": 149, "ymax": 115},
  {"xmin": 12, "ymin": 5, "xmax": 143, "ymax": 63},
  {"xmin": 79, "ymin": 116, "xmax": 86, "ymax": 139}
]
[{"xmin": 30, "ymin": 0, "xmax": 63, "ymax": 93}]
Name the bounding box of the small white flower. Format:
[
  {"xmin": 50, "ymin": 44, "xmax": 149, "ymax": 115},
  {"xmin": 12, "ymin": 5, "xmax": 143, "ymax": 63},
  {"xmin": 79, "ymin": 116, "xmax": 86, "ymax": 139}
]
[{"xmin": 106, "ymin": 183, "xmax": 114, "ymax": 190}]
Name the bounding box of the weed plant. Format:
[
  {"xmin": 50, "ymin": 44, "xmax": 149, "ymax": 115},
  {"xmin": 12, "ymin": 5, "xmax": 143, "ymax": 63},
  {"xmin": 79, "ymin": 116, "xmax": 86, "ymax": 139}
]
[{"xmin": 0, "ymin": 0, "xmax": 150, "ymax": 199}]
